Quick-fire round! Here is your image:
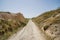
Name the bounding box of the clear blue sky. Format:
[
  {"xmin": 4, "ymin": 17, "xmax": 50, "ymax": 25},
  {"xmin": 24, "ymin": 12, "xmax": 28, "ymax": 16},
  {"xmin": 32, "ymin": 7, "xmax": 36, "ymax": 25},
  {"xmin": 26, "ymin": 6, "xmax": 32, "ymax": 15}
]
[{"xmin": 0, "ymin": 0, "xmax": 60, "ymax": 18}]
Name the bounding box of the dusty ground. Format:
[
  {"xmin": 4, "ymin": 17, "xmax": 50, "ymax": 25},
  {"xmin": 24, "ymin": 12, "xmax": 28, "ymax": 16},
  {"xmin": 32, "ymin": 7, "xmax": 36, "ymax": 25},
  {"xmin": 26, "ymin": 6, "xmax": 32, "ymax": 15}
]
[{"xmin": 7, "ymin": 20, "xmax": 49, "ymax": 40}]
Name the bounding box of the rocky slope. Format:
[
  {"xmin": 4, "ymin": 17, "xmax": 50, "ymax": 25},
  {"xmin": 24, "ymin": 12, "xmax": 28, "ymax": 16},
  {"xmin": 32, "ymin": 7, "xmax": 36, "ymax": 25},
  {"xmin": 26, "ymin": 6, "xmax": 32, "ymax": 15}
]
[
  {"xmin": 0, "ymin": 12, "xmax": 28, "ymax": 40},
  {"xmin": 32, "ymin": 8, "xmax": 60, "ymax": 40}
]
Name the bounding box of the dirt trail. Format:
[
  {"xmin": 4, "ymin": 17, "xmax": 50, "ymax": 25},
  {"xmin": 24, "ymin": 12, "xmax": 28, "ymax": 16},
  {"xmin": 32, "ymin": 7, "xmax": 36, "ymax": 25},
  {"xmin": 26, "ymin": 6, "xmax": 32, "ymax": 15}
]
[{"xmin": 7, "ymin": 20, "xmax": 48, "ymax": 40}]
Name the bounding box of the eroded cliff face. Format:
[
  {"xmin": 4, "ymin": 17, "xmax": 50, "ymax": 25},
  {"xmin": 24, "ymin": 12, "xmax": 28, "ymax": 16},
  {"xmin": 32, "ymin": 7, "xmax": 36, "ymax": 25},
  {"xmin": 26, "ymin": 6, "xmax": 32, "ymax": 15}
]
[
  {"xmin": 0, "ymin": 12, "xmax": 25, "ymax": 22},
  {"xmin": 42, "ymin": 14, "xmax": 60, "ymax": 40},
  {"xmin": 15, "ymin": 13, "xmax": 25, "ymax": 22},
  {"xmin": 32, "ymin": 8, "xmax": 60, "ymax": 40},
  {"xmin": 0, "ymin": 12, "xmax": 26, "ymax": 40}
]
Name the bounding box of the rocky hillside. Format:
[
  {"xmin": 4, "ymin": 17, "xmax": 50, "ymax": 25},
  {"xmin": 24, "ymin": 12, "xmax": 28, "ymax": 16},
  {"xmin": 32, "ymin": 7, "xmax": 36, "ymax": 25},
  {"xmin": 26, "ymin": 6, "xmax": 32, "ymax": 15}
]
[
  {"xmin": 0, "ymin": 12, "xmax": 28, "ymax": 40},
  {"xmin": 32, "ymin": 8, "xmax": 60, "ymax": 40}
]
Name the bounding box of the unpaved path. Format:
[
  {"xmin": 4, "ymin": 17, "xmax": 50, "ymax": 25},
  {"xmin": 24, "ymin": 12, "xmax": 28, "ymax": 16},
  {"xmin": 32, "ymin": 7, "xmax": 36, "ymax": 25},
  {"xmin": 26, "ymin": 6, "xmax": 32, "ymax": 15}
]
[{"xmin": 7, "ymin": 20, "xmax": 48, "ymax": 40}]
